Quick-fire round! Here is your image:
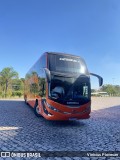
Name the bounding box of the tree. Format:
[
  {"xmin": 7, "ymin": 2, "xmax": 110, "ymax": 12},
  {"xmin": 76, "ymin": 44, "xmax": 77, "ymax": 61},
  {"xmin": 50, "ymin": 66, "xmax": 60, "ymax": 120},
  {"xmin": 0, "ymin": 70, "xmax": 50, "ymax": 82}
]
[
  {"xmin": 0, "ymin": 67, "xmax": 18, "ymax": 97},
  {"xmin": 91, "ymin": 89, "xmax": 96, "ymax": 93},
  {"xmin": 12, "ymin": 78, "xmax": 24, "ymax": 97},
  {"xmin": 100, "ymin": 84, "xmax": 120, "ymax": 96}
]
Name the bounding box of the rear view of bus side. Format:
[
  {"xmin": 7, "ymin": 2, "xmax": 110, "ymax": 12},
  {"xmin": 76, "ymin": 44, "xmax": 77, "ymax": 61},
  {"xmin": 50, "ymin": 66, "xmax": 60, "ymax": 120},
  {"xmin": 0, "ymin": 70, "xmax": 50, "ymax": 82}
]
[{"xmin": 24, "ymin": 52, "xmax": 103, "ymax": 120}]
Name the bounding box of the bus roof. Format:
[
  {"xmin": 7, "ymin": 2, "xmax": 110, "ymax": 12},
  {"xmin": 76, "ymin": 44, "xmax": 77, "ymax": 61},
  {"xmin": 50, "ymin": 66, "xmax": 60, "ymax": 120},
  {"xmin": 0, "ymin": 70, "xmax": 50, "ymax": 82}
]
[{"xmin": 45, "ymin": 52, "xmax": 82, "ymax": 59}]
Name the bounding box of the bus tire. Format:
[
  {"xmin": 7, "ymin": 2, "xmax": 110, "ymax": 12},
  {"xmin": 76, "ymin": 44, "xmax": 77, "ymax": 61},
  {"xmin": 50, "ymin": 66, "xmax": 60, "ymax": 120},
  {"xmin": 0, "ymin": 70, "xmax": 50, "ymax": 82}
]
[{"xmin": 34, "ymin": 102, "xmax": 41, "ymax": 117}]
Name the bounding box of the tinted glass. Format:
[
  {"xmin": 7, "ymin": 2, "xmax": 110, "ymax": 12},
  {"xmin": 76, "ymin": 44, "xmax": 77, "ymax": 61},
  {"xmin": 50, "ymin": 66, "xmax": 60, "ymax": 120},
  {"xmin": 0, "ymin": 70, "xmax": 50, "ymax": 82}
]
[
  {"xmin": 49, "ymin": 54, "xmax": 86, "ymax": 73},
  {"xmin": 50, "ymin": 75, "xmax": 91, "ymax": 105}
]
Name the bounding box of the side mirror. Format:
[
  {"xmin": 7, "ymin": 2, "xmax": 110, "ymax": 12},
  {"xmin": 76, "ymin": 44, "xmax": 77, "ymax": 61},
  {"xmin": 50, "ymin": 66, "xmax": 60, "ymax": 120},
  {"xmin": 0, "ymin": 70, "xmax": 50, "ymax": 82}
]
[
  {"xmin": 90, "ymin": 73, "xmax": 103, "ymax": 86},
  {"xmin": 44, "ymin": 68, "xmax": 51, "ymax": 83}
]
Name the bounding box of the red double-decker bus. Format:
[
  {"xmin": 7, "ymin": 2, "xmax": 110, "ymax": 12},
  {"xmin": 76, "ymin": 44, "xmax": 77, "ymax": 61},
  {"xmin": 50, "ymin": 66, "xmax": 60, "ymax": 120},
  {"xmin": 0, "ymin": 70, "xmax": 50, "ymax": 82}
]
[{"xmin": 24, "ymin": 52, "xmax": 103, "ymax": 120}]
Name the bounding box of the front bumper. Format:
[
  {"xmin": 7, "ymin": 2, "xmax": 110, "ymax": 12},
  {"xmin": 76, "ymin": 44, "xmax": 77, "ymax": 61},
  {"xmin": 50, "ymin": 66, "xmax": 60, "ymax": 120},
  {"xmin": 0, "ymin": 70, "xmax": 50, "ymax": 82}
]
[{"xmin": 41, "ymin": 99, "xmax": 91, "ymax": 120}]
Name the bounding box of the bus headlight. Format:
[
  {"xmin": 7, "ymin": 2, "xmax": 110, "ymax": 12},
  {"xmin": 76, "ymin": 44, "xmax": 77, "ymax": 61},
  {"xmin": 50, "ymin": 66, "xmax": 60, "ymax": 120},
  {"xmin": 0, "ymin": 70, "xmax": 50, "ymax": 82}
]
[{"xmin": 46, "ymin": 103, "xmax": 60, "ymax": 112}]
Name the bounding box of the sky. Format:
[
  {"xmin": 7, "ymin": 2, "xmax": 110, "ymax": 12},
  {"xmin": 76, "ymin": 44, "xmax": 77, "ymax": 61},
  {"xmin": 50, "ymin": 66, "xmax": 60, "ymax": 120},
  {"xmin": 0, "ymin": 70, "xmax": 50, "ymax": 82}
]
[{"xmin": 0, "ymin": 0, "xmax": 120, "ymax": 89}]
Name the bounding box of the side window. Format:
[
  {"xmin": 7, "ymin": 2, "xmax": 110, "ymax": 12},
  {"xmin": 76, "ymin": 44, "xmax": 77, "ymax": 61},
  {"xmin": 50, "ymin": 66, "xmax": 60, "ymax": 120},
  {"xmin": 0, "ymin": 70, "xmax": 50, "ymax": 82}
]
[
  {"xmin": 29, "ymin": 72, "xmax": 39, "ymax": 96},
  {"xmin": 38, "ymin": 69, "xmax": 46, "ymax": 97}
]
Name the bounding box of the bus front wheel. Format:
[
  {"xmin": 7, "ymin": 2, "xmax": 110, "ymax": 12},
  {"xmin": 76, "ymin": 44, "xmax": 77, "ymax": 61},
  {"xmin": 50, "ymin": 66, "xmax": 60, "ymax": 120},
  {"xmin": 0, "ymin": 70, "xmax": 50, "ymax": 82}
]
[{"xmin": 34, "ymin": 102, "xmax": 41, "ymax": 117}]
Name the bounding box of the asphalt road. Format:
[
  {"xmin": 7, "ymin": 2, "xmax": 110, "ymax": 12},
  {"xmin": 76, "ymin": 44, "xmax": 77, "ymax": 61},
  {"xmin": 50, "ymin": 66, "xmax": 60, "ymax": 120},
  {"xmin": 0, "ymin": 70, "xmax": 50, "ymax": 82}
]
[{"xmin": 0, "ymin": 97, "xmax": 120, "ymax": 160}]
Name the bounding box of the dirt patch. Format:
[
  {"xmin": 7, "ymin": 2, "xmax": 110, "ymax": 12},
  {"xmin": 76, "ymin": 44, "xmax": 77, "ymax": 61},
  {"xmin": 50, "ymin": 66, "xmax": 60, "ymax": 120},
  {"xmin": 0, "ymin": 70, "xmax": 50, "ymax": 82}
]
[{"xmin": 91, "ymin": 97, "xmax": 120, "ymax": 110}]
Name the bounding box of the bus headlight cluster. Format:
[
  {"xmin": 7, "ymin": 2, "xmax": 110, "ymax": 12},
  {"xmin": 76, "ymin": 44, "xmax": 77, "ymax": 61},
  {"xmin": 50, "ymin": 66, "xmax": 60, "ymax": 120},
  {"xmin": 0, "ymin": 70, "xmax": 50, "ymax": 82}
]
[{"xmin": 46, "ymin": 103, "xmax": 60, "ymax": 112}]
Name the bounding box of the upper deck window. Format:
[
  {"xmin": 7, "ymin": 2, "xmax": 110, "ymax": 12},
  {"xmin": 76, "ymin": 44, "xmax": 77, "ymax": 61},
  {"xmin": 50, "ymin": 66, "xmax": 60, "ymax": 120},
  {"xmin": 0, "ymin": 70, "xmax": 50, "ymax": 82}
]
[{"xmin": 48, "ymin": 54, "xmax": 88, "ymax": 74}]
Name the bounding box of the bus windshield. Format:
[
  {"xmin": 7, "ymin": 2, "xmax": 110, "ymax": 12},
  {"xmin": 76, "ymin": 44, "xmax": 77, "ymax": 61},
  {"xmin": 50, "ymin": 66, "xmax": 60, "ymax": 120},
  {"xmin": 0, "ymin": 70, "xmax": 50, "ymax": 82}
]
[
  {"xmin": 48, "ymin": 54, "xmax": 88, "ymax": 74},
  {"xmin": 50, "ymin": 75, "xmax": 90, "ymax": 105}
]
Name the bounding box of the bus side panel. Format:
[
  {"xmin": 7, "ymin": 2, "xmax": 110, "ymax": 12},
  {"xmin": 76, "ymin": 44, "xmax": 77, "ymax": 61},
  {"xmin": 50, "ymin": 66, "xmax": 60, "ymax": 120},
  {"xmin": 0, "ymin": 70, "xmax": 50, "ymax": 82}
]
[{"xmin": 24, "ymin": 53, "xmax": 47, "ymax": 112}]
